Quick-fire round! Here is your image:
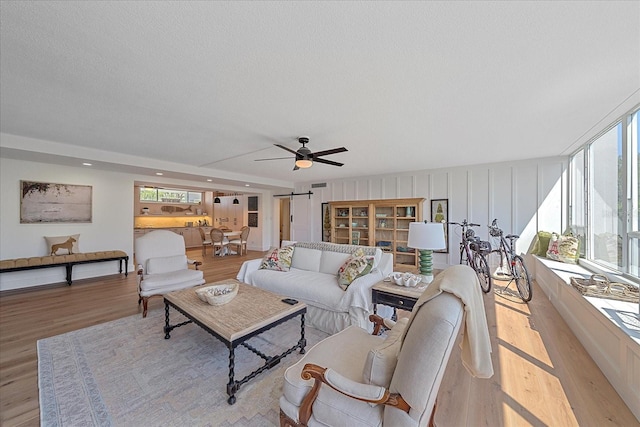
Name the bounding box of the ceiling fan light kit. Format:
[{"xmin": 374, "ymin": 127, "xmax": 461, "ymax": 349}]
[
  {"xmin": 295, "ymin": 159, "xmax": 313, "ymax": 168},
  {"xmin": 255, "ymin": 136, "xmax": 347, "ymax": 171}
]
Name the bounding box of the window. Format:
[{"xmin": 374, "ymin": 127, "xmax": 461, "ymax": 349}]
[
  {"xmin": 569, "ymin": 107, "xmax": 639, "ymax": 281},
  {"xmin": 139, "ymin": 187, "xmax": 202, "ymax": 204}
]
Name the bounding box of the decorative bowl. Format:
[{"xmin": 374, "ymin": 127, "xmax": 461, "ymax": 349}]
[
  {"xmin": 196, "ymin": 283, "xmax": 239, "ymax": 305},
  {"xmin": 391, "ymin": 272, "xmax": 421, "ymax": 287}
]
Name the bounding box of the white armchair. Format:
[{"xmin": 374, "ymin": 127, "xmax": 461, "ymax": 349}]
[
  {"xmin": 135, "ymin": 230, "xmax": 205, "ymax": 317},
  {"xmin": 279, "ymin": 265, "xmax": 492, "ymax": 427}
]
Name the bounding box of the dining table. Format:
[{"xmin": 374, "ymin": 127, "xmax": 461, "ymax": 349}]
[{"xmin": 217, "ymin": 230, "xmax": 242, "ymax": 256}]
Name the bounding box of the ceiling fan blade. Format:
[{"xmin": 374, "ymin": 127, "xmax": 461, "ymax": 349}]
[
  {"xmin": 314, "ymin": 157, "xmax": 344, "ymax": 167},
  {"xmin": 254, "ymin": 156, "xmax": 294, "ymax": 161},
  {"xmin": 311, "ymin": 147, "xmax": 348, "ymax": 157},
  {"xmin": 275, "ymin": 144, "xmax": 299, "ymax": 155}
]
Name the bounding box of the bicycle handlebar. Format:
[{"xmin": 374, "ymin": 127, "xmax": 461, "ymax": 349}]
[{"xmin": 448, "ymin": 220, "xmax": 481, "ymax": 227}]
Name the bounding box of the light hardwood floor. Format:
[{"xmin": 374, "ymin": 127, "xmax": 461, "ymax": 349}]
[{"xmin": 0, "ymin": 249, "xmax": 637, "ymax": 426}]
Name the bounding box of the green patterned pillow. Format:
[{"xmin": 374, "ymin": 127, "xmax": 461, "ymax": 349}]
[
  {"xmin": 337, "ymin": 248, "xmax": 374, "ymax": 290},
  {"xmin": 531, "ymin": 231, "xmax": 553, "ymax": 257},
  {"xmin": 259, "ymin": 246, "xmax": 295, "ymax": 271}
]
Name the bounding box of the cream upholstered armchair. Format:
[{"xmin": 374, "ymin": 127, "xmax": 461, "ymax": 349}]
[
  {"xmin": 279, "ymin": 264, "xmax": 493, "ymax": 427},
  {"xmin": 135, "ymin": 230, "xmax": 205, "ymax": 317}
]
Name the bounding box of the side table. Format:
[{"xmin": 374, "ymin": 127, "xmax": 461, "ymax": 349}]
[{"xmin": 372, "ymin": 281, "xmax": 427, "ymax": 318}]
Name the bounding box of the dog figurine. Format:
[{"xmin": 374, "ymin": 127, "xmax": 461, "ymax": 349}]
[{"xmin": 51, "ymin": 237, "xmax": 76, "ymax": 255}]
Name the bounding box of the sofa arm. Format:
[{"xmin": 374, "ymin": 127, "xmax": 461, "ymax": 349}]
[
  {"xmin": 237, "ymin": 258, "xmax": 263, "ymax": 283},
  {"xmin": 341, "ymin": 268, "xmax": 383, "ymax": 309},
  {"xmin": 298, "ymin": 363, "xmax": 409, "ymax": 425}
]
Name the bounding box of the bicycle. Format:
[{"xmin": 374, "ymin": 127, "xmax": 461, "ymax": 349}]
[
  {"xmin": 487, "ymin": 219, "xmax": 532, "ymax": 302},
  {"xmin": 448, "ymin": 220, "xmax": 492, "ymax": 293}
]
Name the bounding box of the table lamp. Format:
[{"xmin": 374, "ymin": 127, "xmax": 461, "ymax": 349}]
[{"xmin": 408, "ymin": 221, "xmax": 446, "ymax": 283}]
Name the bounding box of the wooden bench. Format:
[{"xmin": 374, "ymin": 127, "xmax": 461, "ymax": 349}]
[{"xmin": 0, "ymin": 250, "xmax": 129, "ymax": 285}]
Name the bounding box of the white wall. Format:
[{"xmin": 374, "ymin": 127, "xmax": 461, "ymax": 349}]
[
  {"xmin": 0, "ymin": 158, "xmax": 276, "ymax": 290},
  {"xmin": 292, "ymin": 156, "xmax": 567, "ymax": 271},
  {"xmin": 0, "ymin": 158, "xmax": 134, "ymax": 290}
]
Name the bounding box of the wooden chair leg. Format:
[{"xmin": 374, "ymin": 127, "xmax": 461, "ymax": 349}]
[{"xmin": 142, "ymin": 297, "xmax": 149, "ymax": 318}]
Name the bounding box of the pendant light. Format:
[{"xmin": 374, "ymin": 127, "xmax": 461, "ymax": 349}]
[
  {"xmin": 233, "ymin": 193, "xmax": 239, "ymax": 205},
  {"xmin": 214, "ymin": 192, "xmax": 221, "ymax": 204}
]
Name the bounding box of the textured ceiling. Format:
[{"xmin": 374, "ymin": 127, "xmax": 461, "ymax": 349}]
[{"xmin": 1, "ymin": 1, "xmax": 639, "ymax": 190}]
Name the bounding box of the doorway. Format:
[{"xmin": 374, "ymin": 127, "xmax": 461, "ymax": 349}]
[{"xmin": 280, "ymin": 198, "xmax": 290, "ymax": 244}]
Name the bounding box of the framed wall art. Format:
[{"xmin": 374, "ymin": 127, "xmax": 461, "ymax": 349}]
[
  {"xmin": 321, "ymin": 202, "xmax": 331, "ymax": 242},
  {"xmin": 248, "ymin": 212, "xmax": 258, "ymax": 228},
  {"xmin": 431, "ymin": 198, "xmax": 449, "ymax": 253},
  {"xmin": 20, "ymin": 181, "xmax": 92, "ymax": 223},
  {"xmin": 248, "ymin": 196, "xmax": 258, "ymax": 212}
]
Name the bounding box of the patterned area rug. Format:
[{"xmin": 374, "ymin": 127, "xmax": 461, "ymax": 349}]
[{"xmin": 38, "ymin": 307, "xmax": 328, "ymax": 426}]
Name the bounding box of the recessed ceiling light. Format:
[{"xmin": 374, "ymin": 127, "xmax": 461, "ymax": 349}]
[
  {"xmin": 156, "ymin": 172, "xmax": 163, "ymax": 176},
  {"xmin": 207, "ymin": 179, "xmax": 213, "ymax": 182},
  {"xmin": 82, "ymin": 162, "xmax": 92, "ymax": 166},
  {"xmin": 245, "ymin": 184, "xmax": 250, "ymax": 187}
]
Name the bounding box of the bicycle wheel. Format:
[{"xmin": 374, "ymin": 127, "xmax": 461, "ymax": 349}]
[
  {"xmin": 473, "ymin": 252, "xmax": 492, "ymax": 293},
  {"xmin": 488, "ymin": 249, "xmax": 511, "ymax": 281},
  {"xmin": 513, "ymin": 255, "xmax": 532, "ymax": 302}
]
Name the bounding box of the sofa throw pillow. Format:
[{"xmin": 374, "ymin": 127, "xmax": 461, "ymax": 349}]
[
  {"xmin": 146, "ymin": 254, "xmax": 188, "ymax": 275},
  {"xmin": 531, "ymin": 231, "xmax": 553, "ymax": 257},
  {"xmin": 337, "ymin": 248, "xmax": 374, "ymax": 290},
  {"xmin": 546, "ymin": 233, "xmax": 580, "ymax": 264},
  {"xmin": 259, "ymin": 245, "xmax": 295, "ymax": 272},
  {"xmin": 45, "ymin": 234, "xmax": 80, "ymax": 255},
  {"xmin": 362, "ymin": 317, "xmax": 409, "ymax": 387}
]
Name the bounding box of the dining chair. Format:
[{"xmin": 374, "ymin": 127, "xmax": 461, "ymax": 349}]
[
  {"xmin": 198, "ymin": 227, "xmax": 213, "ymax": 256},
  {"xmin": 210, "ymin": 228, "xmax": 229, "ymax": 257},
  {"xmin": 228, "ymin": 226, "xmax": 250, "ymax": 256}
]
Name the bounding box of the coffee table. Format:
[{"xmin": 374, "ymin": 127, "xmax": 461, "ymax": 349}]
[{"xmin": 163, "ymin": 279, "xmax": 307, "ymax": 404}]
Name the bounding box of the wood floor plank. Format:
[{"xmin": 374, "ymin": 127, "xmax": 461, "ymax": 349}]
[{"xmin": 1, "ymin": 250, "xmax": 637, "ymax": 426}]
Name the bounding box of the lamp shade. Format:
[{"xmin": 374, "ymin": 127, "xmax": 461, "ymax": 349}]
[
  {"xmin": 233, "ymin": 197, "xmax": 239, "ymax": 204},
  {"xmin": 214, "ymin": 196, "xmax": 221, "ymax": 203},
  {"xmin": 407, "ymin": 222, "xmax": 446, "ymax": 250}
]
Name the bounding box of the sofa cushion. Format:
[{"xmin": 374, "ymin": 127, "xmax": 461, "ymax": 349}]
[
  {"xmin": 260, "ymin": 246, "xmax": 295, "ymax": 271},
  {"xmin": 146, "ymin": 254, "xmax": 187, "ymax": 274},
  {"xmin": 294, "ymin": 242, "xmax": 383, "ymax": 268},
  {"xmin": 248, "ymin": 268, "xmax": 345, "ymax": 311},
  {"xmin": 337, "ymin": 249, "xmax": 374, "ymax": 290},
  {"xmin": 362, "ymin": 317, "xmax": 408, "ymax": 387},
  {"xmin": 291, "ymin": 247, "xmax": 323, "ymax": 272},
  {"xmin": 140, "ymin": 269, "xmax": 204, "ymax": 293},
  {"xmin": 319, "ymin": 251, "xmax": 352, "ymax": 275}
]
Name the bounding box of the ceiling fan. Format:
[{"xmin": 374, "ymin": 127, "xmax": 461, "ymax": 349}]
[{"xmin": 255, "ymin": 137, "xmax": 348, "ymax": 170}]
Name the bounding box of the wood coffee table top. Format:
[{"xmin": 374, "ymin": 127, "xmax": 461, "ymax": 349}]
[{"xmin": 164, "ymin": 279, "xmax": 306, "ymax": 342}]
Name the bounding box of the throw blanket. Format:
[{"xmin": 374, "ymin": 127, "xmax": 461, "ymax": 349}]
[{"xmin": 407, "ymin": 264, "xmax": 494, "ymax": 378}]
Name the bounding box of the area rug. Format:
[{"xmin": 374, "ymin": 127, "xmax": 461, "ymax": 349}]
[{"xmin": 38, "ymin": 308, "xmax": 329, "ymax": 426}]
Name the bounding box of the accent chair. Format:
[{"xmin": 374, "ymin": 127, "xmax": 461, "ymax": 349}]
[{"xmin": 135, "ymin": 230, "xmax": 205, "ymax": 317}]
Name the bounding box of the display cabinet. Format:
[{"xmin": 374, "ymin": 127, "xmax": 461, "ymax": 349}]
[{"xmin": 329, "ymin": 198, "xmax": 425, "ymax": 267}]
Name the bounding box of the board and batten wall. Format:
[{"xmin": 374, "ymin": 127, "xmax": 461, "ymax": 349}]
[
  {"xmin": 291, "ymin": 155, "xmax": 640, "ymax": 421},
  {"xmin": 292, "ymin": 155, "xmax": 567, "ymax": 271}
]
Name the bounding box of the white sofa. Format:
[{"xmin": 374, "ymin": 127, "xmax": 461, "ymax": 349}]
[{"xmin": 237, "ymin": 242, "xmax": 394, "ymax": 334}]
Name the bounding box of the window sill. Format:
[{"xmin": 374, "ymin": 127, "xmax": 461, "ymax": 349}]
[{"xmin": 533, "ymin": 255, "xmax": 639, "ymax": 345}]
